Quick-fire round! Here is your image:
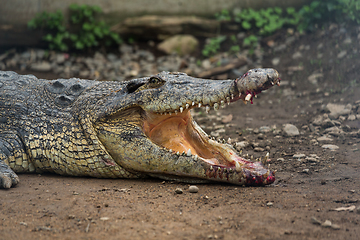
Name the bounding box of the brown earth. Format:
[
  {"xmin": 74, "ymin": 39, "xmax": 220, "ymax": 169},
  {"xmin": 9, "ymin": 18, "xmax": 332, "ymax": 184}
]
[{"xmin": 1, "ymin": 24, "xmax": 360, "ymax": 240}]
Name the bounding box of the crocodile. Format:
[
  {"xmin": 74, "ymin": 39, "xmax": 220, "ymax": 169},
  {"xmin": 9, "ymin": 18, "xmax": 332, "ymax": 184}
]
[{"xmin": 0, "ymin": 69, "xmax": 280, "ymax": 189}]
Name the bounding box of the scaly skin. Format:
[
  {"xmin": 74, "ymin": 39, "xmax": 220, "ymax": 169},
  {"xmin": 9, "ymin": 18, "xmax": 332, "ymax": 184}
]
[{"xmin": 0, "ymin": 69, "xmax": 280, "ymax": 188}]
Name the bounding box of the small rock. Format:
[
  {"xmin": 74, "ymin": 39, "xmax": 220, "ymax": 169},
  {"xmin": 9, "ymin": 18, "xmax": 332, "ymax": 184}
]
[
  {"xmin": 175, "ymin": 188, "xmax": 183, "ymax": 194},
  {"xmin": 235, "ymin": 141, "xmax": 250, "ymax": 150},
  {"xmin": 221, "ymin": 114, "xmax": 233, "ymax": 123},
  {"xmin": 100, "ymin": 217, "xmax": 110, "ymax": 221},
  {"xmin": 348, "ymin": 114, "xmax": 356, "ymax": 121},
  {"xmin": 302, "ymin": 169, "xmax": 310, "ymax": 174},
  {"xmin": 331, "ymin": 224, "xmax": 340, "ymax": 230},
  {"xmin": 356, "ymin": 206, "xmax": 360, "ymax": 214},
  {"xmin": 317, "ymin": 135, "xmax": 333, "ymax": 142},
  {"xmin": 321, "ymin": 220, "xmax": 332, "ymax": 228},
  {"xmin": 56, "ymin": 54, "xmax": 66, "ymax": 64},
  {"xmin": 311, "ymin": 217, "xmax": 322, "ymax": 225},
  {"xmin": 322, "ymin": 144, "xmax": 339, "ymax": 150},
  {"xmin": 266, "ymin": 202, "xmax": 273, "ymax": 206},
  {"xmin": 292, "ymin": 51, "xmax": 302, "ymax": 59},
  {"xmin": 293, "ymin": 154, "xmax": 306, "ymax": 159},
  {"xmin": 189, "ymin": 185, "xmax": 199, "ymax": 193},
  {"xmin": 337, "ymin": 50, "xmax": 347, "ymax": 59},
  {"xmin": 259, "ymin": 126, "xmax": 272, "ymax": 133},
  {"xmin": 343, "ymin": 38, "xmax": 352, "ymax": 44},
  {"xmin": 158, "ymin": 35, "xmax": 199, "ymax": 56},
  {"xmin": 283, "ymin": 124, "xmax": 300, "ymax": 137},
  {"xmin": 307, "ymin": 73, "xmax": 323, "ymax": 84},
  {"xmin": 271, "ymin": 57, "xmax": 280, "ymax": 66},
  {"xmin": 326, "ymin": 103, "xmax": 351, "ymax": 119},
  {"xmin": 254, "ymin": 147, "xmax": 265, "ymax": 152},
  {"xmin": 30, "ymin": 61, "xmax": 52, "ymax": 71}
]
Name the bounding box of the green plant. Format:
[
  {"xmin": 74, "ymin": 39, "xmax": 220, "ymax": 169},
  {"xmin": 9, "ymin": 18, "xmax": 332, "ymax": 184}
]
[
  {"xmin": 28, "ymin": 4, "xmax": 122, "ymax": 51},
  {"xmin": 202, "ymin": 36, "xmax": 227, "ymax": 57},
  {"xmin": 235, "ymin": 7, "xmax": 300, "ymax": 36}
]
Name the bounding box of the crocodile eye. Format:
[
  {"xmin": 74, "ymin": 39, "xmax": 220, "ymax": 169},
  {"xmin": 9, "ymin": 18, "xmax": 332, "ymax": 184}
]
[{"xmin": 148, "ymin": 76, "xmax": 165, "ymax": 85}]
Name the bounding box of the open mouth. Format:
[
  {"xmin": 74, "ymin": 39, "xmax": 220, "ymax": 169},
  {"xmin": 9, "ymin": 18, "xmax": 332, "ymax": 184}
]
[{"xmin": 142, "ymin": 94, "xmax": 276, "ymax": 186}]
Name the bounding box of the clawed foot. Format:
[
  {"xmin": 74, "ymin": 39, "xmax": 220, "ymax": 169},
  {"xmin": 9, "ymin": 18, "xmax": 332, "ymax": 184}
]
[{"xmin": 0, "ymin": 162, "xmax": 19, "ymax": 189}]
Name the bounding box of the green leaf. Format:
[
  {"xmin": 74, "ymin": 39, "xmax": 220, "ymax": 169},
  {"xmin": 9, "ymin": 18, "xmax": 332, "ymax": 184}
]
[{"xmin": 242, "ymin": 21, "xmax": 251, "ymax": 29}]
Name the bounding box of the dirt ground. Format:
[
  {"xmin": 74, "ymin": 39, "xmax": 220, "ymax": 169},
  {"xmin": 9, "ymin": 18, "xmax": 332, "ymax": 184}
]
[{"xmin": 1, "ymin": 24, "xmax": 360, "ymax": 240}]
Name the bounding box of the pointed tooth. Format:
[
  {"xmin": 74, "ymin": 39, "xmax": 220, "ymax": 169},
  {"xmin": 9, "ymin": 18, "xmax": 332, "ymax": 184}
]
[
  {"xmin": 276, "ymin": 82, "xmax": 280, "ymax": 86},
  {"xmin": 194, "ymin": 155, "xmax": 198, "ymax": 160},
  {"xmin": 250, "ymin": 155, "xmax": 254, "ymax": 160},
  {"xmin": 164, "ymin": 112, "xmax": 167, "ymax": 115},
  {"xmin": 175, "ymin": 110, "xmax": 178, "ymax": 114},
  {"xmin": 239, "ymin": 92, "xmax": 242, "ymax": 97},
  {"xmin": 245, "ymin": 93, "xmax": 252, "ymax": 102},
  {"xmin": 226, "ymin": 97, "xmax": 230, "ymax": 105},
  {"xmin": 182, "ymin": 151, "xmax": 185, "ymax": 156},
  {"xmin": 271, "ymin": 81, "xmax": 274, "ymax": 86},
  {"xmin": 176, "ymin": 151, "xmax": 180, "ymax": 155},
  {"xmin": 205, "ymin": 106, "xmax": 210, "ymax": 113},
  {"xmin": 169, "ymin": 112, "xmax": 172, "ymax": 115},
  {"xmin": 231, "ymin": 94, "xmax": 234, "ymax": 99},
  {"xmin": 239, "ymin": 150, "xmax": 242, "ymax": 155},
  {"xmin": 220, "ymin": 100, "xmax": 225, "ymax": 108},
  {"xmin": 227, "ymin": 138, "xmax": 231, "ymax": 144},
  {"xmin": 265, "ymin": 152, "xmax": 269, "ymax": 160},
  {"xmin": 192, "ymin": 101, "xmax": 195, "ymax": 106},
  {"xmin": 235, "ymin": 161, "xmax": 241, "ymax": 172},
  {"xmin": 185, "ymin": 104, "xmax": 189, "ymax": 109},
  {"xmin": 169, "ymin": 149, "xmax": 172, "ymax": 153},
  {"xmin": 198, "ymin": 103, "xmax": 202, "ymax": 107},
  {"xmin": 180, "ymin": 107, "xmax": 183, "ymax": 113},
  {"xmin": 214, "ymin": 103, "xmax": 219, "ymax": 111},
  {"xmin": 209, "ymin": 165, "xmax": 213, "ymax": 171},
  {"xmin": 187, "ymin": 149, "xmax": 192, "ymax": 156}
]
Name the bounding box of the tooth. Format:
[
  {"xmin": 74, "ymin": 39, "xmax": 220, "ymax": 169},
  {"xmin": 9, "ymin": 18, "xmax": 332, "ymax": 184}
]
[
  {"xmin": 198, "ymin": 103, "xmax": 202, "ymax": 107},
  {"xmin": 231, "ymin": 94, "xmax": 234, "ymax": 99},
  {"xmin": 176, "ymin": 151, "xmax": 180, "ymax": 155},
  {"xmin": 169, "ymin": 112, "xmax": 172, "ymax": 115},
  {"xmin": 169, "ymin": 149, "xmax": 172, "ymax": 153},
  {"xmin": 227, "ymin": 138, "xmax": 231, "ymax": 144},
  {"xmin": 250, "ymin": 155, "xmax": 254, "ymax": 160},
  {"xmin": 192, "ymin": 102, "xmax": 195, "ymax": 106},
  {"xmin": 220, "ymin": 100, "xmax": 225, "ymax": 108},
  {"xmin": 245, "ymin": 93, "xmax": 252, "ymax": 102},
  {"xmin": 175, "ymin": 110, "xmax": 178, "ymax": 114},
  {"xmin": 209, "ymin": 166, "xmax": 213, "ymax": 171},
  {"xmin": 213, "ymin": 103, "xmax": 219, "ymax": 111},
  {"xmin": 206, "ymin": 106, "xmax": 210, "ymax": 113},
  {"xmin": 276, "ymin": 82, "xmax": 280, "ymax": 86},
  {"xmin": 187, "ymin": 149, "xmax": 191, "ymax": 156},
  {"xmin": 185, "ymin": 104, "xmax": 189, "ymax": 109},
  {"xmin": 180, "ymin": 107, "xmax": 183, "ymax": 113},
  {"xmin": 164, "ymin": 112, "xmax": 167, "ymax": 115},
  {"xmin": 194, "ymin": 155, "xmax": 198, "ymax": 160},
  {"xmin": 226, "ymin": 97, "xmax": 230, "ymax": 105},
  {"xmin": 239, "ymin": 92, "xmax": 242, "ymax": 97},
  {"xmin": 235, "ymin": 161, "xmax": 241, "ymax": 172},
  {"xmin": 182, "ymin": 151, "xmax": 185, "ymax": 155},
  {"xmin": 242, "ymin": 99, "xmax": 247, "ymax": 104}
]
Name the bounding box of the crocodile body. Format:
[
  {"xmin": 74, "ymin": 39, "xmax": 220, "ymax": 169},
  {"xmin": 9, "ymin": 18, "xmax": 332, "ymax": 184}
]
[{"xmin": 0, "ymin": 69, "xmax": 280, "ymax": 188}]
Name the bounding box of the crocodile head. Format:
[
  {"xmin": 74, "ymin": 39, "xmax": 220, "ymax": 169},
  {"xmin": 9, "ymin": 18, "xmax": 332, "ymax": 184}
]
[{"xmin": 94, "ymin": 69, "xmax": 280, "ymax": 186}]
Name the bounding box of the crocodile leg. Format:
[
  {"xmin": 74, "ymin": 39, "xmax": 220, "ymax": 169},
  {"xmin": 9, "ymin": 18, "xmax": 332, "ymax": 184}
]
[{"xmin": 0, "ymin": 132, "xmax": 30, "ymax": 188}]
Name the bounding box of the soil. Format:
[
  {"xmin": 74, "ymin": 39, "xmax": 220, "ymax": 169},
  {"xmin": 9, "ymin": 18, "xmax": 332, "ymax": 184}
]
[{"xmin": 1, "ymin": 24, "xmax": 360, "ymax": 240}]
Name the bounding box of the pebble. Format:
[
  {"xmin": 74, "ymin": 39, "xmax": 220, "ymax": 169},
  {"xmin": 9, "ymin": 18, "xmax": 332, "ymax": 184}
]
[
  {"xmin": 254, "ymin": 147, "xmax": 265, "ymax": 152},
  {"xmin": 30, "ymin": 61, "xmax": 52, "ymax": 71},
  {"xmin": 322, "ymin": 144, "xmax": 339, "ymax": 150},
  {"xmin": 317, "ymin": 135, "xmax": 333, "ymax": 141},
  {"xmin": 292, "ymin": 51, "xmax": 302, "ymax": 59},
  {"xmin": 283, "ymin": 124, "xmax": 300, "ymax": 137},
  {"xmin": 337, "ymin": 50, "xmax": 347, "ymax": 59},
  {"xmin": 293, "ymin": 154, "xmax": 306, "ymax": 159},
  {"xmin": 266, "ymin": 202, "xmax": 273, "ymax": 206},
  {"xmin": 235, "ymin": 141, "xmax": 250, "ymax": 150},
  {"xmin": 271, "ymin": 57, "xmax": 280, "ymax": 66},
  {"xmin": 188, "ymin": 185, "xmax": 199, "ymax": 193},
  {"xmin": 356, "ymin": 206, "xmax": 360, "ymax": 214},
  {"xmin": 321, "ymin": 220, "xmax": 332, "ymax": 228},
  {"xmin": 175, "ymin": 188, "xmax": 183, "ymax": 194},
  {"xmin": 100, "ymin": 217, "xmax": 110, "ymax": 221},
  {"xmin": 326, "ymin": 103, "xmax": 351, "ymax": 119},
  {"xmin": 311, "ymin": 216, "xmax": 321, "ymax": 225}
]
